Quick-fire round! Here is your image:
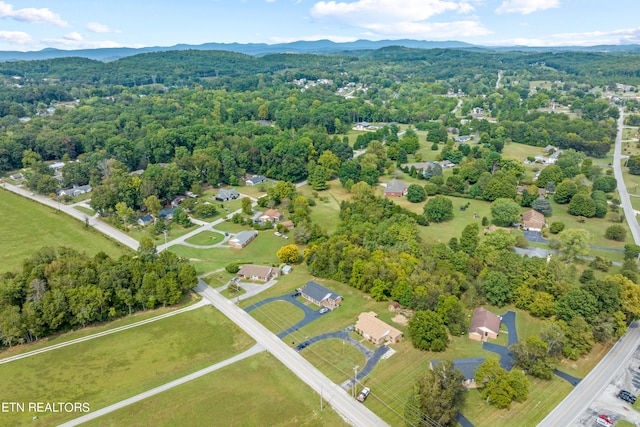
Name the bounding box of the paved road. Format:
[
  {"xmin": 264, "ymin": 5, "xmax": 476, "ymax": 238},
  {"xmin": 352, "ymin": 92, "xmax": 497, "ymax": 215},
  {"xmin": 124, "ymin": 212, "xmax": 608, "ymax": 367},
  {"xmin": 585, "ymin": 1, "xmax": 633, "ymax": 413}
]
[
  {"xmin": 613, "ymin": 108, "xmax": 640, "ymax": 245},
  {"xmin": 0, "ymin": 300, "xmax": 208, "ymax": 365},
  {"xmin": 539, "ymin": 321, "xmax": 640, "ymax": 426},
  {"xmin": 1, "ymin": 183, "xmax": 140, "ymax": 250},
  {"xmin": 58, "ymin": 343, "xmax": 266, "ymax": 427},
  {"xmin": 195, "ymin": 280, "xmax": 389, "ymax": 427}
]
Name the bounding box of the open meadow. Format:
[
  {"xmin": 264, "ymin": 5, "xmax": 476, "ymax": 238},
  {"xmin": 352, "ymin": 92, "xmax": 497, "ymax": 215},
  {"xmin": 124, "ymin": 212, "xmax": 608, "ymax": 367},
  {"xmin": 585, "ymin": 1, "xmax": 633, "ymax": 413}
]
[
  {"xmin": 85, "ymin": 351, "xmax": 349, "ymax": 427},
  {"xmin": 0, "ymin": 188, "xmax": 129, "ymax": 272},
  {"xmin": 0, "ymin": 306, "xmax": 254, "ymax": 426}
]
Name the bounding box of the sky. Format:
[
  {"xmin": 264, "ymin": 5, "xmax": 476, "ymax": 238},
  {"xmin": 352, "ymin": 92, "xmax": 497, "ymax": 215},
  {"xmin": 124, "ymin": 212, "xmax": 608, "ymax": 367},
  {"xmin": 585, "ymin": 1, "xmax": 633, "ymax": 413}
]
[{"xmin": 0, "ymin": 0, "xmax": 639, "ymax": 51}]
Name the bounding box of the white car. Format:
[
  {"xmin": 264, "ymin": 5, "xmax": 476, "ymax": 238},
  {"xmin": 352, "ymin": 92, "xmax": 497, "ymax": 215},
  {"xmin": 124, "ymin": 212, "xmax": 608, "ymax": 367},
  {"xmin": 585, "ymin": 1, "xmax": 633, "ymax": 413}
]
[
  {"xmin": 282, "ymin": 235, "xmax": 289, "ymax": 239},
  {"xmin": 319, "ymin": 307, "xmax": 329, "ymax": 314},
  {"xmin": 274, "ymin": 231, "xmax": 281, "ymax": 237}
]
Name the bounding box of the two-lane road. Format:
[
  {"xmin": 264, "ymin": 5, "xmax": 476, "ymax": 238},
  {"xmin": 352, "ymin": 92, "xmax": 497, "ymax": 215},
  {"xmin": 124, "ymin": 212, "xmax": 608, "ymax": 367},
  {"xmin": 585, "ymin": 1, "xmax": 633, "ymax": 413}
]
[{"xmin": 195, "ymin": 280, "xmax": 389, "ymax": 427}]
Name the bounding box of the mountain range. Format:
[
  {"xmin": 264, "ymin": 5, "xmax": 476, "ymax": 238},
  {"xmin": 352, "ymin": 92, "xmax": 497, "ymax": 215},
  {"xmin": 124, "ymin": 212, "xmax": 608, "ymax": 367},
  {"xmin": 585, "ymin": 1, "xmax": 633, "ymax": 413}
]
[{"xmin": 1, "ymin": 39, "xmax": 639, "ymax": 62}]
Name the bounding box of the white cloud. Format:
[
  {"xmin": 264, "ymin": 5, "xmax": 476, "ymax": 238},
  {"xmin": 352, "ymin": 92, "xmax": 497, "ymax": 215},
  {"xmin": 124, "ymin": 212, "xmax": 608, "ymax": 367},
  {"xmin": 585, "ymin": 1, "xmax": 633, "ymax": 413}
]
[
  {"xmin": 63, "ymin": 32, "xmax": 83, "ymax": 42},
  {"xmin": 86, "ymin": 22, "xmax": 120, "ymax": 33},
  {"xmin": 0, "ymin": 1, "xmax": 67, "ymax": 26},
  {"xmin": 268, "ymin": 34, "xmax": 358, "ymax": 43},
  {"xmin": 0, "ymin": 30, "xmax": 33, "ymax": 45},
  {"xmin": 495, "ymin": 0, "xmax": 560, "ymax": 15},
  {"xmin": 485, "ymin": 27, "xmax": 640, "ymax": 47},
  {"xmin": 41, "ymin": 36, "xmax": 126, "ymax": 49},
  {"xmin": 309, "ymin": 0, "xmax": 486, "ymax": 39}
]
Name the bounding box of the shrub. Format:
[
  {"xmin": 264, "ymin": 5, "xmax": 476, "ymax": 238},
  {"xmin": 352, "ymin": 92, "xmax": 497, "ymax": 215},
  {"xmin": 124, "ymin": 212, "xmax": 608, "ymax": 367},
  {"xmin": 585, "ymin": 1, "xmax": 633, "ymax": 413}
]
[
  {"xmin": 605, "ymin": 225, "xmax": 627, "ymax": 242},
  {"xmin": 225, "ymin": 263, "xmax": 240, "ymax": 273},
  {"xmin": 549, "ymin": 222, "xmax": 565, "ymax": 234}
]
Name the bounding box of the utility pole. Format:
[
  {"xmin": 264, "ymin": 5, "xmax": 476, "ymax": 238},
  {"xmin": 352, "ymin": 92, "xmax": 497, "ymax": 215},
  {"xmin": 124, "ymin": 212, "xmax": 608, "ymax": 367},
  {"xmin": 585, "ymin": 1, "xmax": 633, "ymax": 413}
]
[
  {"xmin": 353, "ymin": 365, "xmax": 359, "ymax": 398},
  {"xmin": 320, "ymin": 386, "xmax": 323, "ymax": 410},
  {"xmin": 163, "ymin": 229, "xmax": 168, "ymax": 245}
]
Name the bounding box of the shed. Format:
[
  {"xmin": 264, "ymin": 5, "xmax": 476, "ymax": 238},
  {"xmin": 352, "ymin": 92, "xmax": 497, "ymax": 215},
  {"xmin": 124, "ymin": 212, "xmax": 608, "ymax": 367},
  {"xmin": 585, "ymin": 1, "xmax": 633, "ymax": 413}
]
[{"xmin": 469, "ymin": 307, "xmax": 501, "ymax": 342}]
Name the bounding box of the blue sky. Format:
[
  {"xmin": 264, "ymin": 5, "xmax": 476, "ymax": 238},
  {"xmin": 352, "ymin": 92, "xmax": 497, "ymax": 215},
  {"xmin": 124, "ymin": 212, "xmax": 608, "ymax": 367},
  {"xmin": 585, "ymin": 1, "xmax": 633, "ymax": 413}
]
[{"xmin": 0, "ymin": 0, "xmax": 639, "ymax": 51}]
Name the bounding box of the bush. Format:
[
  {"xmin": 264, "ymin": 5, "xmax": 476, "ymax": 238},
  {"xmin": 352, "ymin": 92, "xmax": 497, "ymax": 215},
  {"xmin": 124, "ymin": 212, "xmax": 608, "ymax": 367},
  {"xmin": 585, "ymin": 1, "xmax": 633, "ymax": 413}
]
[
  {"xmin": 605, "ymin": 225, "xmax": 627, "ymax": 242},
  {"xmin": 549, "ymin": 222, "xmax": 565, "ymax": 234},
  {"xmin": 225, "ymin": 263, "xmax": 240, "ymax": 274}
]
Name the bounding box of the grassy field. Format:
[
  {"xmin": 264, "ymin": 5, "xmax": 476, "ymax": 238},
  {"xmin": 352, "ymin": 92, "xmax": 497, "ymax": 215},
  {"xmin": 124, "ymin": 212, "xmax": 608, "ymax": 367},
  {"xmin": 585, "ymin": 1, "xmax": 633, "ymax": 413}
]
[
  {"xmin": 0, "ymin": 306, "xmax": 254, "ymax": 426},
  {"xmin": 168, "ymin": 229, "xmax": 286, "ymax": 275},
  {"xmin": 0, "ymin": 294, "xmax": 200, "ymax": 360},
  {"xmin": 501, "ymin": 141, "xmax": 547, "ymax": 161},
  {"xmin": 85, "ymin": 352, "xmax": 349, "ymax": 427},
  {"xmin": 125, "ymin": 222, "xmax": 196, "ymax": 245},
  {"xmin": 304, "ymin": 338, "xmax": 367, "ymax": 384},
  {"xmin": 461, "ymin": 376, "xmax": 573, "ymax": 427},
  {"xmin": 184, "ymin": 230, "xmax": 224, "ymax": 245},
  {"xmin": 0, "ymin": 188, "xmax": 129, "ymax": 272},
  {"xmin": 249, "ymin": 300, "xmax": 306, "ymax": 334}
]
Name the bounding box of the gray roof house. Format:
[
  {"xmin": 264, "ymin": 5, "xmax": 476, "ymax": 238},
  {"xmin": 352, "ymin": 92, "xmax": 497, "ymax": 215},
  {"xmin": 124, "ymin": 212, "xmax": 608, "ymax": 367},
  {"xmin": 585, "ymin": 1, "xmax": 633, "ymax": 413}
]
[
  {"xmin": 430, "ymin": 358, "xmax": 485, "ymax": 388},
  {"xmin": 246, "ymin": 175, "xmax": 267, "ymax": 186},
  {"xmin": 383, "ymin": 179, "xmax": 408, "ymax": 197},
  {"xmin": 138, "ymin": 214, "xmax": 153, "ymax": 226},
  {"xmin": 57, "ymin": 185, "xmax": 92, "ymax": 198},
  {"xmin": 215, "ymin": 188, "xmax": 240, "ymax": 201},
  {"xmin": 229, "ymin": 230, "xmax": 258, "ymax": 248},
  {"xmin": 159, "ymin": 207, "xmax": 176, "ymax": 219},
  {"xmin": 299, "ymin": 281, "xmax": 342, "ymax": 309}
]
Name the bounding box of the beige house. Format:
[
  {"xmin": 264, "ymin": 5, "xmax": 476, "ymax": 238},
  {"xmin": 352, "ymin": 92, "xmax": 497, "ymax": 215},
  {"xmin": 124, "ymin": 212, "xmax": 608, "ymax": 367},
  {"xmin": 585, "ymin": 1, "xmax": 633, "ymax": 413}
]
[
  {"xmin": 259, "ymin": 209, "xmax": 283, "ymax": 222},
  {"xmin": 237, "ymin": 265, "xmax": 281, "ymax": 282},
  {"xmin": 469, "ymin": 307, "xmax": 501, "ymax": 342},
  {"xmin": 355, "ymin": 311, "xmax": 403, "ymax": 345},
  {"xmin": 522, "ymin": 209, "xmax": 545, "ymax": 232}
]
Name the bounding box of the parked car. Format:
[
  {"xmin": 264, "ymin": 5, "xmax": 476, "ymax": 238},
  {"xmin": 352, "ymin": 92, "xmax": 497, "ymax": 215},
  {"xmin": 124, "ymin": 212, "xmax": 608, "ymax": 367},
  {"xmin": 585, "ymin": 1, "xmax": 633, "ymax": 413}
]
[
  {"xmin": 274, "ymin": 231, "xmax": 281, "ymax": 236},
  {"xmin": 356, "ymin": 387, "xmax": 370, "ymax": 402},
  {"xmin": 291, "ymin": 291, "xmax": 301, "ymax": 297},
  {"xmin": 282, "ymin": 235, "xmax": 289, "ymax": 239},
  {"xmin": 296, "ymin": 342, "xmax": 308, "ymax": 351},
  {"xmin": 596, "ymin": 414, "xmax": 614, "ymax": 427},
  {"xmin": 319, "ymin": 307, "xmax": 329, "ymax": 314},
  {"xmin": 617, "ymin": 390, "xmax": 636, "ymax": 404}
]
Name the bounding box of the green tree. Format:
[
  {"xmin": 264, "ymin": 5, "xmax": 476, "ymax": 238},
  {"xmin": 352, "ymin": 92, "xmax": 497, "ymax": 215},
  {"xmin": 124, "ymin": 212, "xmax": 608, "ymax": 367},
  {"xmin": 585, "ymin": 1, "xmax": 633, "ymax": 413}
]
[
  {"xmin": 143, "ymin": 195, "xmax": 162, "ymax": 217},
  {"xmin": 510, "ymin": 335, "xmax": 555, "ymax": 379},
  {"xmin": 460, "ymin": 223, "xmax": 480, "ymax": 255},
  {"xmin": 408, "ymin": 310, "xmax": 449, "ymax": 351},
  {"xmin": 554, "ymin": 179, "xmax": 578, "ymax": 204},
  {"xmin": 475, "ymin": 359, "xmax": 529, "ymax": 409},
  {"xmin": 277, "ymin": 244, "xmax": 300, "ymax": 264},
  {"xmin": 241, "ymin": 197, "xmax": 253, "ymax": 215},
  {"xmin": 532, "ymin": 197, "xmax": 553, "ymax": 216},
  {"xmin": 627, "ymin": 154, "xmax": 640, "ymax": 175},
  {"xmin": 561, "ymin": 317, "xmax": 594, "ymax": 360},
  {"xmin": 308, "ymin": 165, "xmax": 330, "ymax": 190},
  {"xmin": 424, "ymin": 195, "xmax": 454, "ymax": 223},
  {"xmin": 115, "ymin": 202, "xmax": 134, "ymax": 224},
  {"xmin": 568, "ymin": 193, "xmax": 596, "ymax": 217},
  {"xmin": 557, "ymin": 229, "xmax": 593, "ymax": 260},
  {"xmin": 605, "ymin": 225, "xmax": 627, "ymax": 242},
  {"xmin": 490, "ymin": 198, "xmax": 520, "ymax": 227},
  {"xmin": 592, "ymin": 176, "xmax": 617, "ymax": 193},
  {"xmin": 536, "ymin": 165, "xmax": 563, "ymax": 188},
  {"xmin": 484, "ymin": 271, "xmax": 511, "ymax": 307},
  {"xmin": 405, "ymin": 360, "xmax": 465, "ymax": 427},
  {"xmin": 406, "ymin": 184, "xmax": 426, "ymax": 203},
  {"xmin": 549, "ymin": 221, "xmax": 565, "ymax": 234}
]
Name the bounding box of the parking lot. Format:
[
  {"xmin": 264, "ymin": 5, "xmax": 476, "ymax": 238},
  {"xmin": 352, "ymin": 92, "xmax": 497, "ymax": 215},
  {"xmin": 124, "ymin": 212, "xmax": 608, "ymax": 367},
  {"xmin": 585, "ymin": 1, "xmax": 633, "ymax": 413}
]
[{"xmin": 573, "ymin": 346, "xmax": 640, "ymax": 426}]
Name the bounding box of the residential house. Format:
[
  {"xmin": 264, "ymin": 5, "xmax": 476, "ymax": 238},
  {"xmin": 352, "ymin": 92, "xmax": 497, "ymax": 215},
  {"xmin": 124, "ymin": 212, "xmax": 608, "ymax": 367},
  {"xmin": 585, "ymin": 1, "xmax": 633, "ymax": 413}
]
[
  {"xmin": 159, "ymin": 207, "xmax": 176, "ymax": 220},
  {"xmin": 138, "ymin": 214, "xmax": 153, "ymax": 226},
  {"xmin": 439, "ymin": 160, "xmax": 456, "ymax": 169},
  {"xmin": 299, "ymin": 281, "xmax": 342, "ymax": 309},
  {"xmin": 403, "ymin": 161, "xmax": 442, "ymax": 178},
  {"xmin": 215, "ymin": 188, "xmax": 240, "ymax": 202},
  {"xmin": 355, "ymin": 311, "xmax": 403, "ymax": 345},
  {"xmin": 522, "ymin": 209, "xmax": 545, "ymax": 232},
  {"xmin": 354, "ymin": 121, "xmax": 370, "ymax": 130},
  {"xmin": 9, "ymin": 173, "xmax": 23, "ymax": 181},
  {"xmin": 383, "ymin": 179, "xmax": 408, "ymax": 197},
  {"xmin": 544, "ymin": 145, "xmax": 559, "ymax": 154},
  {"xmin": 259, "ymin": 209, "xmax": 283, "ymax": 222},
  {"xmin": 57, "ymin": 185, "xmax": 92, "ymax": 198},
  {"xmin": 281, "ymin": 220, "xmax": 295, "ymax": 230},
  {"xmin": 171, "ymin": 195, "xmax": 187, "ymax": 206},
  {"xmin": 237, "ymin": 265, "xmax": 281, "ymax": 282},
  {"xmin": 245, "ymin": 175, "xmax": 267, "ymax": 186},
  {"xmin": 47, "ymin": 161, "xmax": 65, "ymax": 171},
  {"xmin": 469, "ymin": 307, "xmax": 501, "ymax": 342},
  {"xmin": 282, "ymin": 265, "xmax": 292, "ymax": 275},
  {"xmin": 454, "ymin": 135, "xmax": 473, "ymax": 143},
  {"xmin": 430, "ymin": 358, "xmax": 485, "ymax": 388},
  {"xmin": 228, "ymin": 230, "xmax": 258, "ymax": 249}
]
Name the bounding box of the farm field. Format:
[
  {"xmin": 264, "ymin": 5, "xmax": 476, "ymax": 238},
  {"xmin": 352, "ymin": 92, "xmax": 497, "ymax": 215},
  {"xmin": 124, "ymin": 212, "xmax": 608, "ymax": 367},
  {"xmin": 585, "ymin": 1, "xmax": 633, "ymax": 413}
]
[
  {"xmin": 85, "ymin": 352, "xmax": 349, "ymax": 427},
  {"xmin": 0, "ymin": 188, "xmax": 129, "ymax": 272},
  {"xmin": 0, "ymin": 306, "xmax": 254, "ymax": 426}
]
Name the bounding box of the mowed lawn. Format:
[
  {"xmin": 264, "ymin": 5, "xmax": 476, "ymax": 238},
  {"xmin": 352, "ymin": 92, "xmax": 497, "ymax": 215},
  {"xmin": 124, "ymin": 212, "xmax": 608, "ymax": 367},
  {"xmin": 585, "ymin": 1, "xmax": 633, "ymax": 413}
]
[
  {"xmin": 0, "ymin": 306, "xmax": 254, "ymax": 426},
  {"xmin": 85, "ymin": 352, "xmax": 349, "ymax": 427},
  {"xmin": 304, "ymin": 338, "xmax": 367, "ymax": 384},
  {"xmin": 168, "ymin": 229, "xmax": 287, "ymax": 275},
  {"xmin": 184, "ymin": 230, "xmax": 224, "ymax": 246},
  {"xmin": 0, "ymin": 188, "xmax": 129, "ymax": 272},
  {"xmin": 250, "ymin": 300, "xmax": 306, "ymax": 334}
]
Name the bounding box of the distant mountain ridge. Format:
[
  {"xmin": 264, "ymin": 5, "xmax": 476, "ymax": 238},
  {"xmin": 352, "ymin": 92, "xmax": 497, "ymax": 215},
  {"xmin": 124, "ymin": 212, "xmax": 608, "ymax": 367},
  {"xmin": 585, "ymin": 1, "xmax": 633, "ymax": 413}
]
[{"xmin": 0, "ymin": 39, "xmax": 639, "ymax": 62}]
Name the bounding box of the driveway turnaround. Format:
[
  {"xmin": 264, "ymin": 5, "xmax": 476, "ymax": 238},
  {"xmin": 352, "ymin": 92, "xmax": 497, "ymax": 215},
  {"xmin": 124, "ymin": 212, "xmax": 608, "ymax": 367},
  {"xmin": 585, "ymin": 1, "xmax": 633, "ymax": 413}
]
[
  {"xmin": 58, "ymin": 343, "xmax": 265, "ymax": 427},
  {"xmin": 295, "ymin": 329, "xmax": 389, "ymax": 390},
  {"xmin": 244, "ymin": 294, "xmax": 324, "ymax": 338}
]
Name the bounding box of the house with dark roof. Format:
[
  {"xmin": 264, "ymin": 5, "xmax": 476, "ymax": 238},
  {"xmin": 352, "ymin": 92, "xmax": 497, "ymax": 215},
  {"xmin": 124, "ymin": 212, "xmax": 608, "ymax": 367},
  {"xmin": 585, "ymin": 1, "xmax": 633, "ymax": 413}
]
[
  {"xmin": 469, "ymin": 307, "xmax": 501, "ymax": 342},
  {"xmin": 215, "ymin": 188, "xmax": 240, "ymax": 202},
  {"xmin": 159, "ymin": 207, "xmax": 176, "ymax": 220},
  {"xmin": 402, "ymin": 161, "xmax": 442, "ymax": 178},
  {"xmin": 237, "ymin": 265, "xmax": 281, "ymax": 282},
  {"xmin": 522, "ymin": 209, "xmax": 545, "ymax": 232},
  {"xmin": 299, "ymin": 281, "xmax": 342, "ymax": 309},
  {"xmin": 138, "ymin": 214, "xmax": 153, "ymax": 226},
  {"xmin": 228, "ymin": 230, "xmax": 258, "ymax": 249},
  {"xmin": 430, "ymin": 358, "xmax": 485, "ymax": 388},
  {"xmin": 383, "ymin": 179, "xmax": 408, "ymax": 197},
  {"xmin": 171, "ymin": 195, "xmax": 187, "ymax": 206},
  {"xmin": 245, "ymin": 175, "xmax": 267, "ymax": 186},
  {"xmin": 57, "ymin": 185, "xmax": 92, "ymax": 198}
]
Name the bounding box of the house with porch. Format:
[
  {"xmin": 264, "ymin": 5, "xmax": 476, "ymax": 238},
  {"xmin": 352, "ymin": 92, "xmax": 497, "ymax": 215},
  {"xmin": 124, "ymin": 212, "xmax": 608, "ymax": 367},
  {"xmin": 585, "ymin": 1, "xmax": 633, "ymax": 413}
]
[
  {"xmin": 355, "ymin": 311, "xmax": 403, "ymax": 345},
  {"xmin": 299, "ymin": 281, "xmax": 342, "ymax": 309}
]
